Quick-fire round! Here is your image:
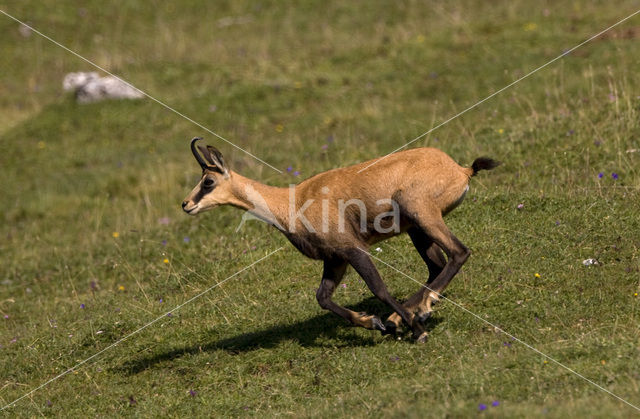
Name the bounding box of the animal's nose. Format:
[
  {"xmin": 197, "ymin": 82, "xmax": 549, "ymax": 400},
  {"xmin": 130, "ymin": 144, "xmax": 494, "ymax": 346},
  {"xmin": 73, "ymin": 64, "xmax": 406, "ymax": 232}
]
[{"xmin": 181, "ymin": 201, "xmax": 188, "ymax": 209}]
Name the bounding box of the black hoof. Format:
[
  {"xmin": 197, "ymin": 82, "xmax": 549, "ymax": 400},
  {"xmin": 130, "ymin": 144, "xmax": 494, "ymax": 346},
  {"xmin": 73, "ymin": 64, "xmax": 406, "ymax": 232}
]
[
  {"xmin": 372, "ymin": 316, "xmax": 386, "ymax": 333},
  {"xmin": 383, "ymin": 321, "xmax": 397, "ymax": 336}
]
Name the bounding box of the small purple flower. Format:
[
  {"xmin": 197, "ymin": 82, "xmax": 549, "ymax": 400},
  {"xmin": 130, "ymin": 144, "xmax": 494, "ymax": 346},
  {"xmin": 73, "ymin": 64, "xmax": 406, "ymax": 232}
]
[
  {"xmin": 189, "ymin": 389, "xmax": 197, "ymax": 397},
  {"xmin": 503, "ymin": 342, "xmax": 511, "ymax": 347},
  {"xmin": 159, "ymin": 298, "xmax": 163, "ymax": 303},
  {"xmin": 286, "ymin": 166, "xmax": 293, "ymax": 172},
  {"xmin": 80, "ymin": 303, "xmax": 85, "ymax": 309},
  {"xmin": 183, "ymin": 237, "xmax": 190, "ymax": 243},
  {"xmin": 517, "ymin": 203, "xmax": 524, "ymax": 210},
  {"xmin": 161, "ymin": 240, "xmax": 168, "ymax": 246},
  {"xmin": 321, "ymin": 144, "xmax": 328, "ymax": 150},
  {"xmin": 612, "ymin": 172, "xmax": 619, "ymax": 180},
  {"xmin": 598, "ymin": 172, "xmax": 604, "ymax": 179},
  {"xmin": 46, "ymin": 400, "xmax": 53, "ymax": 407},
  {"xmin": 492, "ymin": 400, "xmax": 500, "ymax": 407},
  {"xmin": 555, "ymin": 221, "xmax": 560, "ymax": 226},
  {"xmin": 390, "ymin": 356, "xmax": 399, "ymax": 362},
  {"xmin": 167, "ymin": 313, "xmax": 173, "ymax": 317},
  {"xmin": 478, "ymin": 403, "xmax": 487, "ymax": 411},
  {"xmin": 566, "ymin": 129, "xmax": 574, "ymax": 136},
  {"xmin": 90, "ymin": 280, "xmax": 98, "ymax": 290},
  {"xmin": 341, "ymin": 283, "xmax": 347, "ymax": 288},
  {"xmin": 293, "ymin": 170, "xmax": 301, "ymax": 176},
  {"xmin": 3, "ymin": 315, "xmax": 8, "ymax": 319},
  {"xmin": 594, "ymin": 139, "xmax": 602, "ymax": 146},
  {"xmin": 10, "ymin": 337, "xmax": 17, "ymax": 344}
]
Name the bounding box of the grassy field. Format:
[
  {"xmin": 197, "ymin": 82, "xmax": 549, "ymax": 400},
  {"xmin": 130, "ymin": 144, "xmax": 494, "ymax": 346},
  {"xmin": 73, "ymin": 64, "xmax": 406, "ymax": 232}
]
[{"xmin": 1, "ymin": 0, "xmax": 640, "ymax": 416}]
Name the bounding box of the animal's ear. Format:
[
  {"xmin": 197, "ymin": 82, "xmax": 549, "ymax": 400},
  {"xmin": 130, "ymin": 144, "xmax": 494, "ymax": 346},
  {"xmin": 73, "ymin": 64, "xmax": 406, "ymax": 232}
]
[
  {"xmin": 190, "ymin": 137, "xmax": 229, "ymax": 177},
  {"xmin": 197, "ymin": 144, "xmax": 215, "ymax": 165},
  {"xmin": 206, "ymin": 146, "xmax": 229, "ymax": 178}
]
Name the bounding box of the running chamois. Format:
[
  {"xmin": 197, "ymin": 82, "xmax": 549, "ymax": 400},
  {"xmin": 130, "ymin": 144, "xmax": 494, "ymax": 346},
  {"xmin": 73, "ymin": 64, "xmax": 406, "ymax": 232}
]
[{"xmin": 182, "ymin": 137, "xmax": 499, "ymax": 342}]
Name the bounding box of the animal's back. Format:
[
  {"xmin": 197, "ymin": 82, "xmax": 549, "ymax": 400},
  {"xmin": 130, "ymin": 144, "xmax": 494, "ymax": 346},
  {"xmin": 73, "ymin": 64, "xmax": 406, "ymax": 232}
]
[{"xmin": 296, "ymin": 147, "xmax": 472, "ymax": 214}]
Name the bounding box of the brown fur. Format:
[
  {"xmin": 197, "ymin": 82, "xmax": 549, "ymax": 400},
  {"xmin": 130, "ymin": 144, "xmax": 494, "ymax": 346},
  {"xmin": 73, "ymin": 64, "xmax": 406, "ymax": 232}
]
[{"xmin": 183, "ymin": 138, "xmax": 499, "ymax": 342}]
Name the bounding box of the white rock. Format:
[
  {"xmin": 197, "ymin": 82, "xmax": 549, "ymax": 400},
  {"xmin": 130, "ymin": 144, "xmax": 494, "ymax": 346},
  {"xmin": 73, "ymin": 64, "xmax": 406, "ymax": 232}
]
[
  {"xmin": 63, "ymin": 72, "xmax": 144, "ymax": 103},
  {"xmin": 63, "ymin": 72, "xmax": 100, "ymax": 91}
]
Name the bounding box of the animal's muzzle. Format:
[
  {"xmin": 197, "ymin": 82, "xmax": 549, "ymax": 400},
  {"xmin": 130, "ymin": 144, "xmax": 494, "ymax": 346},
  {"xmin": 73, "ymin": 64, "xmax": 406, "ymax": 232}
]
[{"xmin": 182, "ymin": 201, "xmax": 197, "ymax": 214}]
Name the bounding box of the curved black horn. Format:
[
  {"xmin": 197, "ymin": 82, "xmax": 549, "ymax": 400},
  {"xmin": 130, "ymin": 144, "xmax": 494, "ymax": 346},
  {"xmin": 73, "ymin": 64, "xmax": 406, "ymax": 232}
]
[{"xmin": 190, "ymin": 137, "xmax": 208, "ymax": 169}]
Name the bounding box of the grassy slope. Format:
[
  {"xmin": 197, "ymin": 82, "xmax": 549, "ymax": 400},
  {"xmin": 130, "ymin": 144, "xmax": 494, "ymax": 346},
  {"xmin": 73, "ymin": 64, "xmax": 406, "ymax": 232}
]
[{"xmin": 1, "ymin": 0, "xmax": 639, "ymax": 416}]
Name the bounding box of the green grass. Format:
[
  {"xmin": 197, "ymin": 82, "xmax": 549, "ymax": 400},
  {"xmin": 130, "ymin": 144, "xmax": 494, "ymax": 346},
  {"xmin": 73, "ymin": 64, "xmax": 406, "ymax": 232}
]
[{"xmin": 1, "ymin": 0, "xmax": 640, "ymax": 416}]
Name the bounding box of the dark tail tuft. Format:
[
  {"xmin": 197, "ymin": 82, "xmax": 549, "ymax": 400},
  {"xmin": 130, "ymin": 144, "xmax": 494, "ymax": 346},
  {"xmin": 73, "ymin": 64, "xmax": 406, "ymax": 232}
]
[{"xmin": 471, "ymin": 157, "xmax": 501, "ymax": 176}]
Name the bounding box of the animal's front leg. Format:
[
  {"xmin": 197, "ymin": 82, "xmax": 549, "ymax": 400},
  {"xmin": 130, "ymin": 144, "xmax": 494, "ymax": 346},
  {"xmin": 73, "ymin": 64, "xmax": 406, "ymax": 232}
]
[
  {"xmin": 316, "ymin": 259, "xmax": 386, "ymax": 332},
  {"xmin": 347, "ymin": 249, "xmax": 427, "ymax": 343}
]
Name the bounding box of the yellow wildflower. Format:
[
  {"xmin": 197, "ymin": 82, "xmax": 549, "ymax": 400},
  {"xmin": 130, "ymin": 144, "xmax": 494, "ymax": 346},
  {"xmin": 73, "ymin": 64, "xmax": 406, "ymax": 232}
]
[
  {"xmin": 275, "ymin": 124, "xmax": 284, "ymax": 133},
  {"xmin": 163, "ymin": 258, "xmax": 169, "ymax": 264},
  {"xmin": 497, "ymin": 128, "xmax": 504, "ymax": 135},
  {"xmin": 524, "ymin": 22, "xmax": 538, "ymax": 31},
  {"xmin": 112, "ymin": 232, "xmax": 119, "ymax": 238},
  {"xmin": 534, "ymin": 273, "xmax": 541, "ymax": 278},
  {"xmin": 118, "ymin": 285, "xmax": 125, "ymax": 291}
]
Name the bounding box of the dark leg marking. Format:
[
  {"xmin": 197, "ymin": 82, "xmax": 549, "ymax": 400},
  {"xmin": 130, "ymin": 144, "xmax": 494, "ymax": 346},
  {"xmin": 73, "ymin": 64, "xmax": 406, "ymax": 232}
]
[
  {"xmin": 346, "ymin": 249, "xmax": 426, "ymax": 341},
  {"xmin": 385, "ymin": 227, "xmax": 447, "ymax": 332}
]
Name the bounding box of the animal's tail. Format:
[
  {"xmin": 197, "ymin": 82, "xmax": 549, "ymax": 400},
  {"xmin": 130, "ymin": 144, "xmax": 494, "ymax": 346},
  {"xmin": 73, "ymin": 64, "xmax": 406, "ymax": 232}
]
[{"xmin": 469, "ymin": 157, "xmax": 501, "ymax": 176}]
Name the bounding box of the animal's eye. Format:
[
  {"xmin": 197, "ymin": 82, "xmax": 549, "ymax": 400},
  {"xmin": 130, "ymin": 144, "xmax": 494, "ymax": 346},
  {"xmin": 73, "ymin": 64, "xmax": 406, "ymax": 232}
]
[{"xmin": 203, "ymin": 178, "xmax": 215, "ymax": 188}]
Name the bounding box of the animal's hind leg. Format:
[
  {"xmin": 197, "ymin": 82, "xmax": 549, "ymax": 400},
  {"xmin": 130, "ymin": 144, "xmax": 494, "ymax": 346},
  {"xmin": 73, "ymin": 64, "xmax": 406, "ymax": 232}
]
[
  {"xmin": 316, "ymin": 258, "xmax": 386, "ymax": 332},
  {"xmin": 413, "ymin": 214, "xmax": 470, "ymax": 320},
  {"xmin": 385, "ymin": 227, "xmax": 447, "ymax": 333},
  {"xmin": 388, "ymin": 201, "xmax": 470, "ymax": 339}
]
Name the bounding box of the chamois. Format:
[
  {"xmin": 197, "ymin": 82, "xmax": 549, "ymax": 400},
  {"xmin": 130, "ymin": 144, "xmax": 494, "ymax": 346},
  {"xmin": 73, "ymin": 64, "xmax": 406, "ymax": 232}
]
[{"xmin": 182, "ymin": 137, "xmax": 499, "ymax": 342}]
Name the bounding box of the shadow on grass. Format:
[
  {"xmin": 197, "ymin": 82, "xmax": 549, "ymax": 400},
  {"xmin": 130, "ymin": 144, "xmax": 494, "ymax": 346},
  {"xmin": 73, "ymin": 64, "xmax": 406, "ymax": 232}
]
[{"xmin": 118, "ymin": 297, "xmax": 442, "ymax": 375}]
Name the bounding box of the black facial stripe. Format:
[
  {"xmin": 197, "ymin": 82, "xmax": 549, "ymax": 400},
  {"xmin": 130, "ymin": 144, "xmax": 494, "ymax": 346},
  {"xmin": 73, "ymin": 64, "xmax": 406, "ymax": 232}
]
[{"xmin": 193, "ymin": 183, "xmax": 216, "ymax": 205}]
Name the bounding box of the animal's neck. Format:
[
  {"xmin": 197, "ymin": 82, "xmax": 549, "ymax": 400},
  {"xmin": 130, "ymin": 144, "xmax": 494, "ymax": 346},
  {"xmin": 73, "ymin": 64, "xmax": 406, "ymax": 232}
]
[{"xmin": 229, "ymin": 171, "xmax": 292, "ymax": 231}]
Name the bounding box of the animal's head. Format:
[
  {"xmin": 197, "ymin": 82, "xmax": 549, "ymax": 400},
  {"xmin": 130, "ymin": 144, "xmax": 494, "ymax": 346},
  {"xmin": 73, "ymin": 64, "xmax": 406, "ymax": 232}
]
[{"xmin": 182, "ymin": 137, "xmax": 233, "ymax": 215}]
